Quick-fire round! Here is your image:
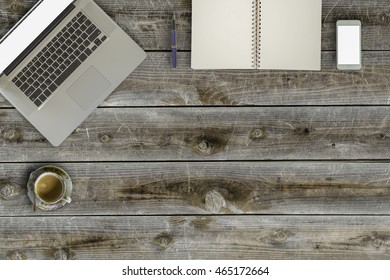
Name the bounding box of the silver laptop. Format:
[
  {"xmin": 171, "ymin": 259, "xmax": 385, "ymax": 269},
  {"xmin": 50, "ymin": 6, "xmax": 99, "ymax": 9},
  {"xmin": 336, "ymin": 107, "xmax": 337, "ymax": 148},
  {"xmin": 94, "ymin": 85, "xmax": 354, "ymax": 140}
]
[{"xmin": 0, "ymin": 0, "xmax": 146, "ymax": 146}]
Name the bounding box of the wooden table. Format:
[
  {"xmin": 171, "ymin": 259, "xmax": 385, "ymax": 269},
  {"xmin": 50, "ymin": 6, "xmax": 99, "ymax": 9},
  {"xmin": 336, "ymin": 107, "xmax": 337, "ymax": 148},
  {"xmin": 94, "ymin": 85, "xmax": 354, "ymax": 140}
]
[{"xmin": 1, "ymin": 0, "xmax": 390, "ymax": 260}]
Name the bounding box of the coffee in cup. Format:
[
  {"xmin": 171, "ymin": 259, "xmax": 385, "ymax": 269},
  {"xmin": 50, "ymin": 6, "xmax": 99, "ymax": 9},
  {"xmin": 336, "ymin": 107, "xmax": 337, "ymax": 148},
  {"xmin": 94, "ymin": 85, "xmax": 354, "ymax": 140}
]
[{"xmin": 34, "ymin": 172, "xmax": 71, "ymax": 204}]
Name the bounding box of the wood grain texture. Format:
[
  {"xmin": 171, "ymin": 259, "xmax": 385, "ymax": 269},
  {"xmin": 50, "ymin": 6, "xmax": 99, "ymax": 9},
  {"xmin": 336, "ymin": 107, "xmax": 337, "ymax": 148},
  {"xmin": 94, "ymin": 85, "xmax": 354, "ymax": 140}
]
[
  {"xmin": 1, "ymin": 216, "xmax": 390, "ymax": 259},
  {"xmin": 1, "ymin": 52, "xmax": 390, "ymax": 107},
  {"xmin": 0, "ymin": 0, "xmax": 389, "ymax": 51},
  {"xmin": 1, "ymin": 162, "xmax": 390, "ymax": 216},
  {"xmin": 0, "ymin": 0, "xmax": 390, "ymax": 261},
  {"xmin": 1, "ymin": 107, "xmax": 390, "ymax": 162}
]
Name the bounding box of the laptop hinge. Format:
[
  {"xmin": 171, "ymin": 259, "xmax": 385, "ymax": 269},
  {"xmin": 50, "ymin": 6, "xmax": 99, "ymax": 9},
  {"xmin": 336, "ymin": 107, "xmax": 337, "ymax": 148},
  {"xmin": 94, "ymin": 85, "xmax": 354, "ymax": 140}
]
[{"xmin": 3, "ymin": 3, "xmax": 76, "ymax": 76}]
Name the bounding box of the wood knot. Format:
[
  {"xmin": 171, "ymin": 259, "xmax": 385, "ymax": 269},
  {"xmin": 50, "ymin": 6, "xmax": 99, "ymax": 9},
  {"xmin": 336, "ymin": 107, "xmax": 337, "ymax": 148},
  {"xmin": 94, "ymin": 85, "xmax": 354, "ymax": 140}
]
[
  {"xmin": 99, "ymin": 134, "xmax": 112, "ymax": 143},
  {"xmin": 2, "ymin": 128, "xmax": 22, "ymax": 143},
  {"xmin": 0, "ymin": 181, "xmax": 22, "ymax": 200},
  {"xmin": 192, "ymin": 136, "xmax": 226, "ymax": 156},
  {"xmin": 204, "ymin": 190, "xmax": 226, "ymax": 213},
  {"xmin": 249, "ymin": 128, "xmax": 266, "ymax": 140},
  {"xmin": 9, "ymin": 0, "xmax": 26, "ymax": 13},
  {"xmin": 7, "ymin": 251, "xmax": 27, "ymax": 260},
  {"xmin": 197, "ymin": 139, "xmax": 212, "ymax": 154},
  {"xmin": 372, "ymin": 238, "xmax": 385, "ymax": 248},
  {"xmin": 153, "ymin": 233, "xmax": 174, "ymax": 250},
  {"xmin": 186, "ymin": 131, "xmax": 230, "ymax": 156},
  {"xmin": 54, "ymin": 249, "xmax": 69, "ymax": 260},
  {"xmin": 294, "ymin": 127, "xmax": 311, "ymax": 136},
  {"xmin": 271, "ymin": 229, "xmax": 289, "ymax": 244}
]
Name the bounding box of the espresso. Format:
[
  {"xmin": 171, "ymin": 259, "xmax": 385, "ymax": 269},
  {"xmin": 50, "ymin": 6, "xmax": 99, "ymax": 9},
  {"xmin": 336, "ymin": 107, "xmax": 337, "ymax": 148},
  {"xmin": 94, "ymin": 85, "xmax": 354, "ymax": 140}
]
[{"xmin": 35, "ymin": 173, "xmax": 64, "ymax": 203}]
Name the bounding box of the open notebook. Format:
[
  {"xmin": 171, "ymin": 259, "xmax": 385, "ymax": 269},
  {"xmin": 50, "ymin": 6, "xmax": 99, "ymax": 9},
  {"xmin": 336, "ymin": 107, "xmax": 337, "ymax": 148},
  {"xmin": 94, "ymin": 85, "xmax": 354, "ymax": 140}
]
[{"xmin": 191, "ymin": 0, "xmax": 322, "ymax": 70}]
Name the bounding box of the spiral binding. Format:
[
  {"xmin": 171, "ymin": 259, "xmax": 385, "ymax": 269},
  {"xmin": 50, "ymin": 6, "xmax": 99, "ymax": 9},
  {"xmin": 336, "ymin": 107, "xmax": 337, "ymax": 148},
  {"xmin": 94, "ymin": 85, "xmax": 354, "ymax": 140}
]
[{"xmin": 251, "ymin": 1, "xmax": 261, "ymax": 68}]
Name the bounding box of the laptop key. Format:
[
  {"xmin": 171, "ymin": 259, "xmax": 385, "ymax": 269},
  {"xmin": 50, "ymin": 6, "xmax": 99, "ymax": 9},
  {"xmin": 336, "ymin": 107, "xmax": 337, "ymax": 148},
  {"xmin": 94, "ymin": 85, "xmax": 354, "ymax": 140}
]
[
  {"xmin": 25, "ymin": 86, "xmax": 35, "ymax": 96},
  {"xmin": 20, "ymin": 83, "xmax": 29, "ymax": 92},
  {"xmin": 88, "ymin": 29, "xmax": 101, "ymax": 42},
  {"xmin": 30, "ymin": 89, "xmax": 42, "ymax": 101},
  {"xmin": 32, "ymin": 73, "xmax": 39, "ymax": 80},
  {"xmin": 34, "ymin": 99, "xmax": 42, "ymax": 107},
  {"xmin": 20, "ymin": 75, "xmax": 27, "ymax": 82},
  {"xmin": 86, "ymin": 25, "xmax": 96, "ymax": 35},
  {"xmin": 79, "ymin": 53, "xmax": 87, "ymax": 62},
  {"xmin": 94, "ymin": 38, "xmax": 102, "ymax": 46},
  {"xmin": 15, "ymin": 80, "xmax": 22, "ymax": 87},
  {"xmin": 44, "ymin": 90, "xmax": 52, "ymax": 97},
  {"xmin": 77, "ymin": 16, "xmax": 85, "ymax": 24},
  {"xmin": 85, "ymin": 48, "xmax": 92, "ymax": 56},
  {"xmin": 54, "ymin": 59, "xmax": 81, "ymax": 87},
  {"xmin": 49, "ymin": 83, "xmax": 57, "ymax": 92}
]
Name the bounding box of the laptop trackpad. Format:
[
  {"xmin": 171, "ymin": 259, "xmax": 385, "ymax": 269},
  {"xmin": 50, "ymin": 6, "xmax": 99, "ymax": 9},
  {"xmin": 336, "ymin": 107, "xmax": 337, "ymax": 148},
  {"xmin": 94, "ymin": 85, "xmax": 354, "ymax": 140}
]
[{"xmin": 66, "ymin": 66, "xmax": 111, "ymax": 111}]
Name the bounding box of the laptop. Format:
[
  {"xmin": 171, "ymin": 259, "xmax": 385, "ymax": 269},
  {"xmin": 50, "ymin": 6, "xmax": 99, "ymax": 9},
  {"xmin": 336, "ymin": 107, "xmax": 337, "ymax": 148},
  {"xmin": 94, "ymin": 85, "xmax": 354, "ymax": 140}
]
[{"xmin": 0, "ymin": 0, "xmax": 146, "ymax": 146}]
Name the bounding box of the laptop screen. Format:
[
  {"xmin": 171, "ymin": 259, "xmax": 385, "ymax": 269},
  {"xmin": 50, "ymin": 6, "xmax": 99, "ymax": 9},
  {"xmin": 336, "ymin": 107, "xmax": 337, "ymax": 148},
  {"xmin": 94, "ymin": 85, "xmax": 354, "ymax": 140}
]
[{"xmin": 0, "ymin": 0, "xmax": 74, "ymax": 74}]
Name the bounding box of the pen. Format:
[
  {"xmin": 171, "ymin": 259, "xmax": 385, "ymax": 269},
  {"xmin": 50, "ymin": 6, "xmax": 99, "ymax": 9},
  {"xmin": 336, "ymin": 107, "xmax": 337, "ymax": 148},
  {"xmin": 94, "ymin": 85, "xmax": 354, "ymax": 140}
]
[{"xmin": 171, "ymin": 14, "xmax": 177, "ymax": 68}]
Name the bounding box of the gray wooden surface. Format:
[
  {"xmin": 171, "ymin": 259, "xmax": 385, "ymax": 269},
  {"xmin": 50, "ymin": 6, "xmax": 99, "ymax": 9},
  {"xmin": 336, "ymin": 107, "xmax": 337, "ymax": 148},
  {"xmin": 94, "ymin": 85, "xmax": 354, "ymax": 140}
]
[{"xmin": 0, "ymin": 0, "xmax": 390, "ymax": 259}]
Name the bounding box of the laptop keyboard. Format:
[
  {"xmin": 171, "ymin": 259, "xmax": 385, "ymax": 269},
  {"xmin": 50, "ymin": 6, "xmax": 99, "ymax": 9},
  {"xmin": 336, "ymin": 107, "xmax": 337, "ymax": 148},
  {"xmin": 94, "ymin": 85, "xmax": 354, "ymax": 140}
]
[{"xmin": 11, "ymin": 11, "xmax": 107, "ymax": 107}]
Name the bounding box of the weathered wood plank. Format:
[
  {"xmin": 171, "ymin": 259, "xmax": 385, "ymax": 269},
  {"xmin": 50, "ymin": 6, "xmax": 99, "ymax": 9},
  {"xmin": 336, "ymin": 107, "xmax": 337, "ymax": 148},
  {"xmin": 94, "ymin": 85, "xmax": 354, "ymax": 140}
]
[
  {"xmin": 1, "ymin": 162, "xmax": 390, "ymax": 216},
  {"xmin": 1, "ymin": 107, "xmax": 390, "ymax": 162},
  {"xmin": 1, "ymin": 216, "xmax": 390, "ymax": 259},
  {"xmin": 0, "ymin": 0, "xmax": 389, "ymax": 51},
  {"xmin": 86, "ymin": 51, "xmax": 390, "ymax": 107},
  {"xmin": 1, "ymin": 52, "xmax": 389, "ymax": 108}
]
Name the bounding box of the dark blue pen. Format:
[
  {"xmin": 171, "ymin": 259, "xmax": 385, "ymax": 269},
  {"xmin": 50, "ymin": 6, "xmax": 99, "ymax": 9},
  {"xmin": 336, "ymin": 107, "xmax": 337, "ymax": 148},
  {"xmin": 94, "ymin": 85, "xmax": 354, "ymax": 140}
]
[{"xmin": 171, "ymin": 14, "xmax": 177, "ymax": 68}]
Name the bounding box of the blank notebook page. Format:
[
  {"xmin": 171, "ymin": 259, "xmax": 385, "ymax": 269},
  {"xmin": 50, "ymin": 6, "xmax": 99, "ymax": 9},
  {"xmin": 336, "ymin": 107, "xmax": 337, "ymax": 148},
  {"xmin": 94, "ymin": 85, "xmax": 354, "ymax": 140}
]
[
  {"xmin": 191, "ymin": 0, "xmax": 254, "ymax": 69},
  {"xmin": 260, "ymin": 0, "xmax": 322, "ymax": 70}
]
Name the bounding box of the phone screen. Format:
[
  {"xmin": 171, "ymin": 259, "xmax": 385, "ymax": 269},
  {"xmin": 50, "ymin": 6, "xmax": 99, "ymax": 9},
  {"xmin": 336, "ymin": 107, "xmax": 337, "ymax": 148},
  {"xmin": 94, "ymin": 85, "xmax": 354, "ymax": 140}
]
[{"xmin": 337, "ymin": 25, "xmax": 361, "ymax": 65}]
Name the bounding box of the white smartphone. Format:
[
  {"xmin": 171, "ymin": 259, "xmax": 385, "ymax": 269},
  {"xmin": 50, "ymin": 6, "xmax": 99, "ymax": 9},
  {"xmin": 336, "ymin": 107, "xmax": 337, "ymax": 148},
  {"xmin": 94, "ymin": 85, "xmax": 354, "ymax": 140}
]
[{"xmin": 337, "ymin": 20, "xmax": 362, "ymax": 70}]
